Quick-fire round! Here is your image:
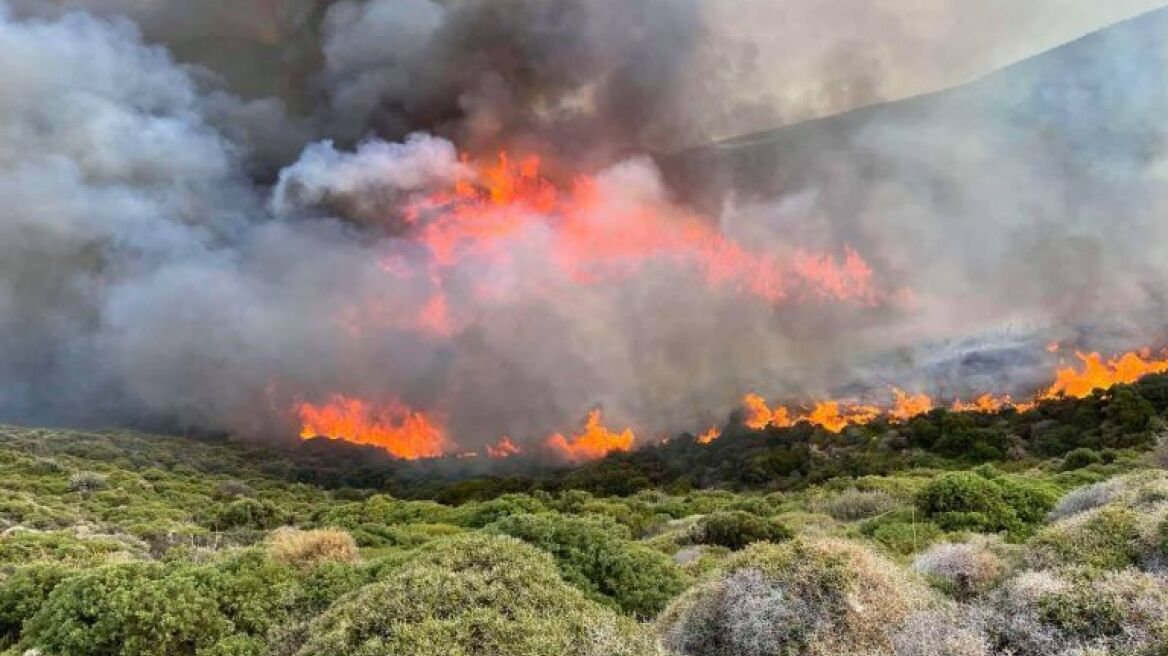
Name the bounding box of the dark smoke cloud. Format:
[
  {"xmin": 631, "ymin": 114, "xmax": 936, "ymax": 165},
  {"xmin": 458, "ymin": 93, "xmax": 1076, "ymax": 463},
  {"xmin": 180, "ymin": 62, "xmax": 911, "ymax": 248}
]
[{"xmin": 4, "ymin": 0, "xmax": 1168, "ymax": 456}]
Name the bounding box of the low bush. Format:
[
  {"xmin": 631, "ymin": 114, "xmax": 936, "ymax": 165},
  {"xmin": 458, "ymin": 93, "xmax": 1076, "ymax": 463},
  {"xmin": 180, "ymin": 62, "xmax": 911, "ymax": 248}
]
[
  {"xmin": 1026, "ymin": 506, "xmax": 1144, "ymax": 570},
  {"xmin": 296, "ymin": 533, "xmax": 657, "ymax": 656},
  {"xmin": 264, "ymin": 528, "xmax": 359, "ymax": 568},
  {"xmin": 20, "ymin": 562, "xmax": 232, "ymax": 655},
  {"xmin": 67, "ymin": 471, "xmax": 108, "ymax": 494},
  {"xmin": 488, "ymin": 512, "xmax": 686, "ymax": 617},
  {"xmin": 912, "ymin": 540, "xmax": 1005, "ymax": 599},
  {"xmin": 214, "ymin": 498, "xmax": 287, "ymax": 530},
  {"xmin": 689, "ymin": 511, "xmax": 792, "ymax": 551},
  {"xmin": 915, "ymin": 472, "xmax": 1057, "ymax": 537},
  {"xmin": 985, "ymin": 569, "xmax": 1168, "ymax": 654},
  {"xmin": 658, "ymin": 538, "xmax": 931, "ymax": 656},
  {"xmin": 818, "ymin": 489, "xmax": 901, "ymax": 521},
  {"xmin": 1060, "ymin": 448, "xmax": 1103, "ymax": 471},
  {"xmin": 0, "ymin": 563, "xmax": 74, "ymax": 644}
]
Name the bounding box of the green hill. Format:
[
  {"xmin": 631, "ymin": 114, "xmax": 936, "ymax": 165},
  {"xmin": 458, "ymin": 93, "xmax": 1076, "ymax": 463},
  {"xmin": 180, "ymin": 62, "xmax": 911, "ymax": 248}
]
[{"xmin": 2, "ymin": 375, "xmax": 1168, "ymax": 654}]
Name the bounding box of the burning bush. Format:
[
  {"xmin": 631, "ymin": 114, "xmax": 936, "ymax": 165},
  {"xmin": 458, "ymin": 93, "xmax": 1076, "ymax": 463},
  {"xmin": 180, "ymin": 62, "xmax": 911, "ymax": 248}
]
[
  {"xmin": 295, "ymin": 533, "xmax": 656, "ymax": 656},
  {"xmin": 658, "ymin": 538, "xmax": 931, "ymax": 656}
]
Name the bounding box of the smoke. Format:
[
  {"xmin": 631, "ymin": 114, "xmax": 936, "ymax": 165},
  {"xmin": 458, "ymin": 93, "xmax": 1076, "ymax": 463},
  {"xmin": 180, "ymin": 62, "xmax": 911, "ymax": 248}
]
[{"xmin": 3, "ymin": 0, "xmax": 1168, "ymax": 458}]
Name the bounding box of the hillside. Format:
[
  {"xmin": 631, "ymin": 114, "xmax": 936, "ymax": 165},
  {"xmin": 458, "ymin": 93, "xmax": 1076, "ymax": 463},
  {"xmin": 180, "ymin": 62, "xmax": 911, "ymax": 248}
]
[
  {"xmin": 7, "ymin": 3, "xmax": 1168, "ymax": 655},
  {"xmin": 663, "ymin": 5, "xmax": 1168, "ymax": 211},
  {"xmin": 2, "ymin": 370, "xmax": 1168, "ymax": 653}
]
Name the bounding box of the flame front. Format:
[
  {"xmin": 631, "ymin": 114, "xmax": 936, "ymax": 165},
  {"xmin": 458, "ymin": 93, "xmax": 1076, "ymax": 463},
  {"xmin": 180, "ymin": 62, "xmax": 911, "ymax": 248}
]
[
  {"xmin": 544, "ymin": 409, "xmax": 635, "ymax": 462},
  {"xmin": 890, "ymin": 388, "xmax": 934, "ymax": 421},
  {"xmin": 731, "ymin": 348, "xmax": 1168, "ymax": 438},
  {"xmin": 1042, "ymin": 351, "xmax": 1168, "ymax": 399},
  {"xmin": 292, "ymin": 150, "xmax": 1168, "ymax": 458},
  {"xmin": 743, "ymin": 392, "xmax": 792, "ymax": 430},
  {"xmin": 296, "ymin": 395, "xmax": 448, "ymax": 460}
]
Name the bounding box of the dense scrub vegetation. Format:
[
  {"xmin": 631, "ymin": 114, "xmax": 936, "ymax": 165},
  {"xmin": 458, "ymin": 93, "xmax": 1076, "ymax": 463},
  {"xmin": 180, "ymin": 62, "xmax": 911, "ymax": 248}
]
[{"xmin": 1, "ymin": 375, "xmax": 1168, "ymax": 654}]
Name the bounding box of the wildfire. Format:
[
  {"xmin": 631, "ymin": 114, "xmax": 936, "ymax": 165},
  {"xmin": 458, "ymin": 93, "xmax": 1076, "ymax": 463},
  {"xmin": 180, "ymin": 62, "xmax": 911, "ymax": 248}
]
[
  {"xmin": 743, "ymin": 392, "xmax": 792, "ymax": 430},
  {"xmin": 296, "ymin": 395, "xmax": 448, "ymax": 460},
  {"xmin": 544, "ymin": 409, "xmax": 635, "ymax": 463},
  {"xmin": 1041, "ymin": 350, "xmax": 1168, "ymax": 399},
  {"xmin": 949, "ymin": 393, "xmax": 1035, "ymax": 414},
  {"xmin": 890, "ymin": 388, "xmax": 934, "ymax": 422},
  {"xmin": 742, "ymin": 393, "xmax": 884, "ymax": 434},
  {"xmin": 396, "ymin": 151, "xmax": 884, "ymax": 320},
  {"xmin": 729, "ymin": 348, "xmax": 1168, "ymax": 439},
  {"xmin": 697, "ymin": 426, "xmax": 721, "ymax": 444},
  {"xmin": 805, "ymin": 400, "xmax": 881, "ymax": 433},
  {"xmin": 487, "ymin": 436, "xmax": 523, "ymax": 459}
]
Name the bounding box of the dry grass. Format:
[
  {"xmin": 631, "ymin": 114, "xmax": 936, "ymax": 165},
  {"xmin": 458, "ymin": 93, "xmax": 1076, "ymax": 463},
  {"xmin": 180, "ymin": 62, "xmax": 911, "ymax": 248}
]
[{"xmin": 264, "ymin": 527, "xmax": 359, "ymax": 567}]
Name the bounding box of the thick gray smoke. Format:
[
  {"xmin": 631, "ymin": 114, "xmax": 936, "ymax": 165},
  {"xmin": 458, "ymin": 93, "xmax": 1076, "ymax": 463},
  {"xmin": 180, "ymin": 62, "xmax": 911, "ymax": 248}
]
[{"xmin": 3, "ymin": 0, "xmax": 1168, "ymax": 457}]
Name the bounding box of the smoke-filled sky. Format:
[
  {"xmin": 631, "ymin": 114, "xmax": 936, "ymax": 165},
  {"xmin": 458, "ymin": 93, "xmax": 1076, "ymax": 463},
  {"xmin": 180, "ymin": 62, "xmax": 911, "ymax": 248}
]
[{"xmin": 3, "ymin": 0, "xmax": 1168, "ymax": 458}]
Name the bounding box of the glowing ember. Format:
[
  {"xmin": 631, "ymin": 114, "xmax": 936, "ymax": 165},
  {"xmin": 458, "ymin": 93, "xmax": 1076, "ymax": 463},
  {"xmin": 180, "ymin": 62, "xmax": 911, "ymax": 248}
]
[
  {"xmin": 487, "ymin": 436, "xmax": 523, "ymax": 459},
  {"xmin": 296, "ymin": 395, "xmax": 448, "ymax": 460},
  {"xmin": 697, "ymin": 426, "xmax": 721, "ymax": 444},
  {"xmin": 1042, "ymin": 350, "xmax": 1168, "ymax": 399},
  {"xmin": 545, "ymin": 409, "xmax": 635, "ymax": 462}
]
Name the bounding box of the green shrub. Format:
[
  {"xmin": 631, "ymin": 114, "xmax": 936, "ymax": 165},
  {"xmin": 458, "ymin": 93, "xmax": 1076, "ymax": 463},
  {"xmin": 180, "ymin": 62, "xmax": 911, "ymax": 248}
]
[
  {"xmin": 454, "ymin": 494, "xmax": 546, "ymax": 528},
  {"xmin": 295, "ymin": 533, "xmax": 656, "ymax": 656},
  {"xmin": 21, "ymin": 562, "xmax": 232, "ymax": 655},
  {"xmin": 690, "ymin": 511, "xmax": 792, "ymax": 551},
  {"xmin": 489, "ymin": 512, "xmax": 686, "ymax": 617},
  {"xmin": 0, "ymin": 531, "xmax": 144, "ymax": 566},
  {"xmin": 1027, "ymin": 506, "xmax": 1143, "ymax": 569},
  {"xmin": 14, "ymin": 549, "xmax": 346, "ymax": 656},
  {"xmin": 915, "ymin": 472, "xmax": 1056, "ymax": 537},
  {"xmin": 859, "ymin": 512, "xmax": 945, "ymax": 555},
  {"xmin": 214, "ymin": 498, "xmax": 287, "ymax": 530},
  {"xmin": 0, "ymin": 563, "xmax": 74, "ymax": 644},
  {"xmin": 1061, "ymin": 448, "xmax": 1103, "ymax": 471}
]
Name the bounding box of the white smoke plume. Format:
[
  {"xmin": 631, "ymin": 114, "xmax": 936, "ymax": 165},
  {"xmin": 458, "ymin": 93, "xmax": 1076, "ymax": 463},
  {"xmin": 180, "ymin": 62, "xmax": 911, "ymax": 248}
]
[{"xmin": 2, "ymin": 0, "xmax": 1168, "ymax": 457}]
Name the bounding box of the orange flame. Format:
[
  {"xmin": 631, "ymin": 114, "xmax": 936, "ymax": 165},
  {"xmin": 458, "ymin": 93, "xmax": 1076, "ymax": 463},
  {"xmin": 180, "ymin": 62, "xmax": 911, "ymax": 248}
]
[
  {"xmin": 805, "ymin": 400, "xmax": 882, "ymax": 433},
  {"xmin": 951, "ymin": 393, "xmax": 1010, "ymax": 413},
  {"xmin": 890, "ymin": 388, "xmax": 934, "ymax": 422},
  {"xmin": 296, "ymin": 395, "xmax": 449, "ymax": 460},
  {"xmin": 398, "ymin": 151, "xmax": 883, "ymax": 316},
  {"xmin": 697, "ymin": 426, "xmax": 721, "ymax": 444},
  {"xmin": 487, "ymin": 436, "xmax": 523, "ymax": 459},
  {"xmin": 743, "ymin": 392, "xmax": 794, "ymax": 430},
  {"xmin": 737, "ymin": 348, "xmax": 1168, "ymax": 436},
  {"xmin": 1042, "ymin": 350, "xmax": 1168, "ymax": 399},
  {"xmin": 545, "ymin": 409, "xmax": 635, "ymax": 462}
]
